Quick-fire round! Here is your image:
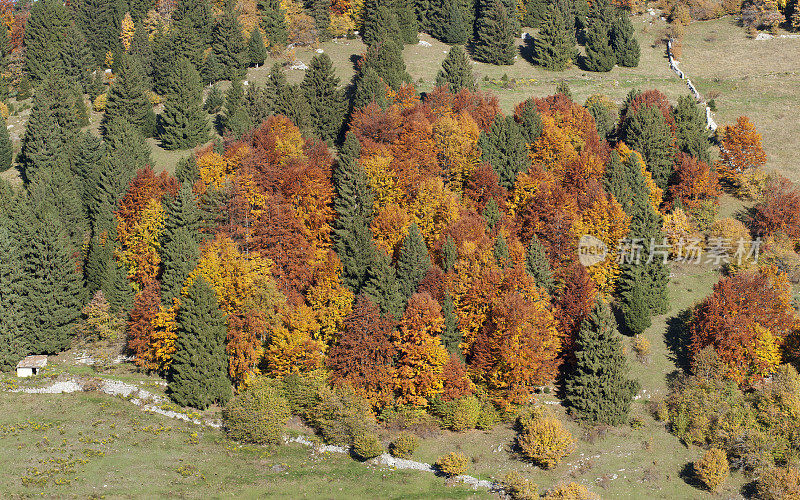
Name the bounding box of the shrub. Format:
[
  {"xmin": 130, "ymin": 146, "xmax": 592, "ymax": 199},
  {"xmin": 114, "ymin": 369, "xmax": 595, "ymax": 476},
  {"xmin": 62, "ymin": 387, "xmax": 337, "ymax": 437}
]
[
  {"xmin": 0, "ymin": 102, "xmax": 8, "ymax": 119},
  {"xmin": 93, "ymin": 93, "xmax": 108, "ymax": 112},
  {"xmin": 281, "ymin": 371, "xmax": 326, "ymax": 419},
  {"xmin": 435, "ymin": 452, "xmax": 469, "ymax": 477},
  {"xmin": 389, "ymin": 432, "xmax": 419, "ymax": 459},
  {"xmin": 756, "ymin": 466, "xmax": 800, "ymax": 500},
  {"xmin": 502, "ymin": 470, "xmax": 538, "ymax": 500},
  {"xmin": 541, "ymin": 481, "xmax": 599, "ymax": 499},
  {"xmin": 309, "ymin": 385, "xmax": 375, "ymax": 447},
  {"xmin": 632, "ymin": 335, "xmax": 651, "ymax": 363},
  {"xmin": 352, "ymin": 431, "xmax": 384, "ymax": 460},
  {"xmin": 694, "ymin": 448, "xmax": 729, "ymax": 491},
  {"xmin": 516, "ymin": 408, "xmax": 575, "ymax": 469},
  {"xmin": 222, "ymin": 378, "xmax": 290, "ymax": 445},
  {"xmin": 146, "ymin": 90, "xmax": 162, "ymax": 105},
  {"xmin": 476, "ymin": 400, "xmax": 501, "ymax": 430},
  {"xmin": 449, "ymin": 396, "xmax": 481, "ymax": 431},
  {"xmin": 687, "ymin": 198, "xmax": 718, "ymax": 232}
]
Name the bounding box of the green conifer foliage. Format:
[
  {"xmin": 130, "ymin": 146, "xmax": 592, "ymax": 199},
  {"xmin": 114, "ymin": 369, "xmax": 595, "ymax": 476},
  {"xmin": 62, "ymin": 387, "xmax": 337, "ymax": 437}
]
[
  {"xmin": 362, "ymin": 1, "xmax": 400, "ymax": 46},
  {"xmin": 172, "ymin": 0, "xmax": 214, "ymax": 45},
  {"xmin": 479, "ymin": 115, "xmax": 528, "ymax": 189},
  {"xmin": 201, "ymin": 50, "xmax": 224, "ymax": 85},
  {"xmin": 441, "ymin": 2, "xmax": 469, "ymax": 44},
  {"xmin": 525, "ymin": 235, "xmax": 554, "ymax": 292},
  {"xmin": 362, "ymin": 39, "xmax": 411, "ymax": 90},
  {"xmin": 532, "ymin": 4, "xmax": 575, "ymax": 70},
  {"xmin": 441, "ymin": 234, "xmax": 457, "ymax": 272},
  {"xmin": 20, "ymin": 212, "xmax": 84, "ymax": 354},
  {"xmin": 28, "ymin": 166, "xmax": 89, "ymax": 251},
  {"xmin": 161, "ymin": 227, "xmax": 201, "ymax": 303},
  {"xmin": 159, "ymin": 58, "xmax": 209, "ymax": 151},
  {"xmin": 302, "ymin": 53, "xmax": 346, "ymax": 144},
  {"xmin": 582, "ymin": 14, "xmax": 615, "ymax": 72},
  {"xmin": 84, "ymin": 232, "xmax": 113, "ymax": 296},
  {"xmin": 352, "ymin": 67, "xmax": 390, "ymax": 111},
  {"xmin": 0, "ymin": 115, "xmax": 12, "ymax": 171},
  {"xmin": 473, "ymin": 0, "xmax": 516, "ymax": 65},
  {"xmin": 103, "ymin": 256, "xmax": 135, "ymax": 316},
  {"xmin": 258, "ymin": 0, "xmax": 289, "ymax": 47},
  {"xmin": 222, "ymin": 79, "xmax": 254, "ymax": 138},
  {"xmin": 0, "ymin": 222, "xmax": 27, "ymax": 370},
  {"xmin": 129, "ymin": 22, "xmax": 153, "ymax": 69},
  {"xmin": 623, "ymin": 105, "xmax": 676, "ymax": 190},
  {"xmin": 440, "ymin": 293, "xmax": 460, "ymax": 352},
  {"xmin": 61, "ymin": 23, "xmax": 94, "ymax": 89},
  {"xmin": 493, "ymin": 233, "xmax": 510, "ymax": 267},
  {"xmin": 517, "ymin": 98, "xmax": 543, "ymax": 144},
  {"xmin": 212, "ymin": 6, "xmax": 249, "ymax": 80},
  {"xmin": 168, "ymin": 278, "xmax": 232, "ymax": 409},
  {"xmin": 333, "ymin": 133, "xmax": 376, "ymax": 293},
  {"xmin": 397, "ymin": 223, "xmax": 431, "ymax": 301},
  {"xmin": 523, "ymin": 0, "xmax": 548, "ymax": 27},
  {"xmin": 564, "ymin": 299, "xmax": 639, "ymax": 424},
  {"xmin": 311, "ymin": 0, "xmax": 332, "ymax": 41},
  {"xmin": 23, "ymin": 0, "xmax": 72, "ymax": 81},
  {"xmin": 73, "ymin": 0, "xmax": 126, "ymax": 67},
  {"xmin": 611, "ymin": 11, "xmax": 640, "ymax": 68},
  {"xmin": 673, "ymin": 95, "xmax": 710, "ymax": 163},
  {"xmin": 435, "ymin": 45, "xmax": 475, "ymax": 91},
  {"xmin": 103, "ymin": 55, "xmax": 152, "ymax": 137},
  {"xmin": 248, "ymin": 26, "xmax": 268, "ymax": 67},
  {"xmin": 483, "ymin": 198, "xmax": 500, "ymax": 229},
  {"xmin": 363, "ymin": 251, "xmax": 404, "ymax": 319},
  {"xmin": 396, "ymin": 0, "xmax": 419, "ymax": 44}
]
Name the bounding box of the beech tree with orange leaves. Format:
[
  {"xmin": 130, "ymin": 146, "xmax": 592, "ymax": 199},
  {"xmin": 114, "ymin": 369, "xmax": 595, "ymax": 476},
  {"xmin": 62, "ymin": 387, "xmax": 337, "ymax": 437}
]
[
  {"xmin": 752, "ymin": 176, "xmax": 800, "ymax": 239},
  {"xmin": 716, "ymin": 116, "xmax": 767, "ymax": 184}
]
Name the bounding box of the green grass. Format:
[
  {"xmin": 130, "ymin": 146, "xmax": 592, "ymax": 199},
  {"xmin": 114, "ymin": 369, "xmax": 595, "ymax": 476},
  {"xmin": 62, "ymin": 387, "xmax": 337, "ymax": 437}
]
[{"xmin": 0, "ymin": 390, "xmax": 488, "ymax": 499}]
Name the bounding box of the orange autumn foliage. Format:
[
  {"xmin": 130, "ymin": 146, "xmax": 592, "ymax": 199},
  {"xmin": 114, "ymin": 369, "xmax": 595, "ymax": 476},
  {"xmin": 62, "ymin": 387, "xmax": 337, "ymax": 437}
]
[
  {"xmin": 752, "ymin": 176, "xmax": 800, "ymax": 239},
  {"xmin": 717, "ymin": 116, "xmax": 767, "ymax": 183},
  {"xmin": 667, "ymin": 153, "xmax": 721, "ymax": 210}
]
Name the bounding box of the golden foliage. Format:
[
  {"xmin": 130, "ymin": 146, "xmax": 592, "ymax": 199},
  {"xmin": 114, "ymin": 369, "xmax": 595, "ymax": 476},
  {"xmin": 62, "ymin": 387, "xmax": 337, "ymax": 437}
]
[
  {"xmin": 432, "ymin": 112, "xmax": 481, "ymax": 193},
  {"xmin": 694, "ymin": 448, "xmax": 729, "ymax": 492}
]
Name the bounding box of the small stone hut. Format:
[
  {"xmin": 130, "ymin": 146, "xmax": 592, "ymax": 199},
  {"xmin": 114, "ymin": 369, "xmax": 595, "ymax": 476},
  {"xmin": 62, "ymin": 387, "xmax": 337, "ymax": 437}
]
[{"xmin": 16, "ymin": 355, "xmax": 47, "ymax": 378}]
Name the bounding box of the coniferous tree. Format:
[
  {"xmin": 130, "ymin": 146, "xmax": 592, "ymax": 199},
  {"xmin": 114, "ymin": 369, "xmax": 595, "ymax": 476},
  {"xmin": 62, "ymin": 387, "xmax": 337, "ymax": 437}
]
[
  {"xmin": 201, "ymin": 50, "xmax": 225, "ymax": 85},
  {"xmin": 20, "ymin": 211, "xmax": 84, "ymax": 354},
  {"xmin": 161, "ymin": 227, "xmax": 201, "ymax": 302},
  {"xmin": 302, "ymin": 53, "xmax": 346, "ymax": 144},
  {"xmin": 333, "ymin": 133, "xmax": 376, "ymax": 293},
  {"xmin": 397, "ymin": 223, "xmax": 430, "ymax": 301},
  {"xmin": 363, "ymin": 251, "xmax": 405, "ymax": 319},
  {"xmin": 163, "ymin": 182, "xmax": 203, "ymax": 246},
  {"xmin": 159, "ymin": 58, "xmax": 209, "ymax": 150},
  {"xmin": 440, "ymin": 293, "xmax": 460, "ymax": 352},
  {"xmin": 103, "ymin": 256, "xmax": 135, "ymax": 315},
  {"xmin": 23, "ymin": 0, "xmax": 72, "ymax": 81},
  {"xmin": 532, "ymin": 4, "xmax": 575, "ymax": 70},
  {"xmin": 362, "ymin": 1, "xmax": 400, "ymax": 46},
  {"xmin": 441, "ymin": 234, "xmax": 457, "ymax": 272},
  {"xmin": 310, "ymin": 0, "xmax": 332, "ymax": 41},
  {"xmin": 441, "ymin": 1, "xmax": 469, "ymax": 44},
  {"xmin": 493, "ymin": 233, "xmax": 509, "ymax": 267},
  {"xmin": 212, "ymin": 6, "xmax": 249, "ymax": 80},
  {"xmin": 673, "ymin": 95, "xmax": 710, "ymax": 163},
  {"xmin": 248, "ymin": 26, "xmax": 268, "ymax": 67},
  {"xmin": 352, "ymin": 67, "xmax": 390, "ymax": 111},
  {"xmin": 0, "ymin": 115, "xmax": 12, "ymax": 171},
  {"xmin": 61, "ymin": 23, "xmax": 94, "ymax": 89},
  {"xmin": 129, "ymin": 21, "xmax": 153, "ymax": 68},
  {"xmin": 28, "ymin": 166, "xmax": 89, "ymax": 251},
  {"xmin": 172, "ymin": 0, "xmax": 214, "ymax": 45},
  {"xmin": 169, "ymin": 18, "xmax": 205, "ymax": 70},
  {"xmin": 483, "ymin": 198, "xmax": 500, "ymax": 229},
  {"xmin": 258, "ymin": 0, "xmax": 289, "ymax": 47},
  {"xmin": 103, "ymin": 54, "xmax": 152, "ymax": 137},
  {"xmin": 473, "ymin": 0, "xmax": 516, "ymax": 65},
  {"xmin": 222, "ymin": 79, "xmax": 253, "ymax": 137},
  {"xmin": 479, "ymin": 115, "xmax": 528, "ymax": 189},
  {"xmin": 0, "ymin": 23, "xmax": 10, "ymax": 74},
  {"xmin": 564, "ymin": 299, "xmax": 639, "ymax": 425},
  {"xmin": 435, "ymin": 45, "xmax": 475, "ymax": 91},
  {"xmin": 523, "ymin": 0, "xmax": 548, "ymax": 27},
  {"xmin": 582, "ymin": 10, "xmax": 615, "ymax": 72},
  {"xmin": 73, "ymin": 0, "xmax": 126, "ymax": 67},
  {"xmin": 84, "ymin": 232, "xmax": 113, "ymax": 296},
  {"xmin": 525, "ymin": 235, "xmax": 554, "ymax": 292},
  {"xmin": 517, "ymin": 98, "xmax": 543, "ymax": 144},
  {"xmin": 623, "ymin": 105, "xmax": 676, "ymax": 190},
  {"xmin": 611, "ymin": 10, "xmax": 640, "ymax": 68},
  {"xmin": 0, "ymin": 222, "xmax": 27, "ymax": 370},
  {"xmin": 396, "ymin": 0, "xmax": 419, "ymax": 44},
  {"xmin": 362, "ymin": 39, "xmax": 411, "ymax": 90},
  {"xmin": 72, "ymin": 132, "xmax": 106, "ymax": 204},
  {"xmin": 168, "ymin": 278, "xmax": 232, "ymax": 409}
]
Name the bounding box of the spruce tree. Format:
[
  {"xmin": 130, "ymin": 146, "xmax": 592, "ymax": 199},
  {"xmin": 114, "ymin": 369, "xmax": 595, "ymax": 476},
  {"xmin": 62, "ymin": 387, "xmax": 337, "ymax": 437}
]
[
  {"xmin": 0, "ymin": 115, "xmax": 12, "ymax": 171},
  {"xmin": 0, "ymin": 222, "xmax": 27, "ymax": 370},
  {"xmin": 20, "ymin": 211, "xmax": 84, "ymax": 354},
  {"xmin": 222, "ymin": 79, "xmax": 253, "ymax": 137},
  {"xmin": 103, "ymin": 54, "xmax": 152, "ymax": 137},
  {"xmin": 163, "ymin": 182, "xmax": 204, "ymax": 246},
  {"xmin": 517, "ymin": 98, "xmax": 543, "ymax": 144},
  {"xmin": 623, "ymin": 105, "xmax": 676, "ymax": 190},
  {"xmin": 611, "ymin": 11, "xmax": 640, "ymax": 68},
  {"xmin": 201, "ymin": 50, "xmax": 225, "ymax": 85},
  {"xmin": 60, "ymin": 23, "xmax": 94, "ymax": 89},
  {"xmin": 170, "ymin": 19, "xmax": 205, "ymax": 70},
  {"xmin": 362, "ymin": 1, "xmax": 400, "ymax": 46},
  {"xmin": 396, "ymin": 0, "xmax": 419, "ymax": 44},
  {"xmin": 362, "ymin": 39, "xmax": 411, "ymax": 90},
  {"xmin": 352, "ymin": 67, "xmax": 390, "ymax": 111},
  {"xmin": 248, "ymin": 26, "xmax": 268, "ymax": 67},
  {"xmin": 172, "ymin": 0, "xmax": 214, "ymax": 45},
  {"xmin": 397, "ymin": 223, "xmax": 430, "ymax": 301},
  {"xmin": 523, "ymin": 0, "xmax": 548, "ymax": 27},
  {"xmin": 310, "ymin": 0, "xmax": 332, "ymax": 41},
  {"xmin": 673, "ymin": 95, "xmax": 710, "ymax": 163},
  {"xmin": 73, "ymin": 0, "xmax": 126, "ymax": 67},
  {"xmin": 23, "ymin": 0, "xmax": 72, "ymax": 81},
  {"xmin": 257, "ymin": 0, "xmax": 289, "ymax": 47},
  {"xmin": 168, "ymin": 278, "xmax": 232, "ymax": 409},
  {"xmin": 333, "ymin": 133, "xmax": 376, "ymax": 293},
  {"xmin": 302, "ymin": 53, "xmax": 346, "ymax": 144},
  {"xmin": 212, "ymin": 6, "xmax": 249, "ymax": 80},
  {"xmin": 28, "ymin": 166, "xmax": 89, "ymax": 251},
  {"xmin": 582, "ymin": 14, "xmax": 615, "ymax": 72},
  {"xmin": 483, "ymin": 198, "xmax": 500, "ymax": 229},
  {"xmin": 159, "ymin": 58, "xmax": 209, "ymax": 151},
  {"xmin": 478, "ymin": 115, "xmax": 528, "ymax": 189},
  {"xmin": 441, "ymin": 1, "xmax": 469, "ymax": 44},
  {"xmin": 435, "ymin": 45, "xmax": 475, "ymax": 91},
  {"xmin": 129, "ymin": 21, "xmax": 153, "ymax": 70},
  {"xmin": 363, "ymin": 251, "xmax": 405, "ymax": 319},
  {"xmin": 493, "ymin": 233, "xmax": 509, "ymax": 267},
  {"xmin": 441, "ymin": 234, "xmax": 457, "ymax": 272},
  {"xmin": 532, "ymin": 4, "xmax": 575, "ymax": 70},
  {"xmin": 564, "ymin": 299, "xmax": 639, "ymax": 425},
  {"xmin": 84, "ymin": 232, "xmax": 113, "ymax": 296},
  {"xmin": 473, "ymin": 0, "xmax": 516, "ymax": 65},
  {"xmin": 525, "ymin": 235, "xmax": 554, "ymax": 292},
  {"xmin": 161, "ymin": 227, "xmax": 201, "ymax": 303},
  {"xmin": 103, "ymin": 255, "xmax": 135, "ymax": 315},
  {"xmin": 440, "ymin": 293, "xmax": 460, "ymax": 353}
]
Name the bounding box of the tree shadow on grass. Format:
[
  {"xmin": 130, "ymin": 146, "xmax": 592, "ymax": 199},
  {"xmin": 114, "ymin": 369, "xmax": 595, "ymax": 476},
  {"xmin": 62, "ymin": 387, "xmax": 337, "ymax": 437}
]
[
  {"xmin": 665, "ymin": 309, "xmax": 693, "ymax": 372},
  {"xmin": 679, "ymin": 462, "xmax": 704, "ymax": 490}
]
